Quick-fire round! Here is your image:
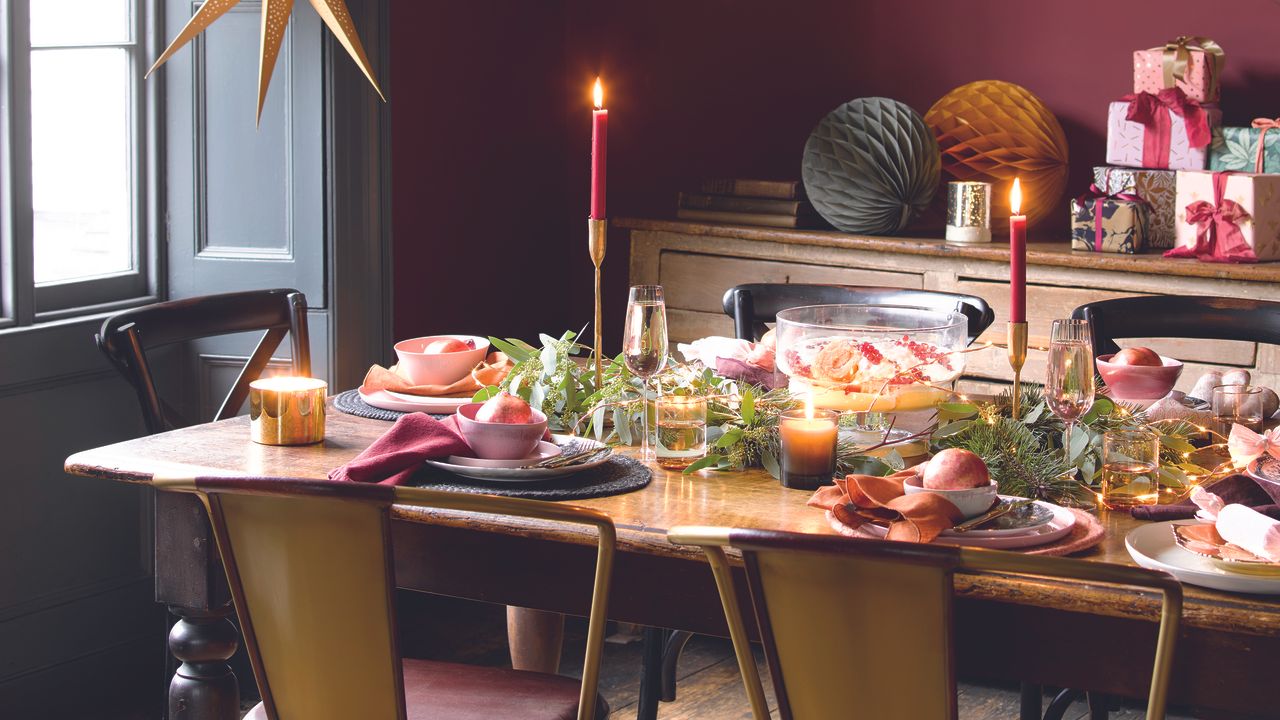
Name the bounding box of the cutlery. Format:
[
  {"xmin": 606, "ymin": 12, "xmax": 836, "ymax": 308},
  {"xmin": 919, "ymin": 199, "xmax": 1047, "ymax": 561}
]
[
  {"xmin": 532, "ymin": 442, "xmax": 612, "ymax": 468},
  {"xmin": 952, "ymin": 499, "xmax": 1034, "ymax": 533}
]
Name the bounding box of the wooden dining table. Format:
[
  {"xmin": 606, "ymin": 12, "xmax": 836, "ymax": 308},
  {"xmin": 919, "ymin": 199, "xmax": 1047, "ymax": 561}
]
[{"xmin": 65, "ymin": 402, "xmax": 1280, "ymax": 720}]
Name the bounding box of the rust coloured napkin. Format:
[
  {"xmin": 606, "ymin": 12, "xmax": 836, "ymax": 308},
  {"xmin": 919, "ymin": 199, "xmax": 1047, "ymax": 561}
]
[
  {"xmin": 808, "ymin": 469, "xmax": 964, "ymax": 543},
  {"xmin": 361, "ymin": 351, "xmax": 513, "ymax": 398},
  {"xmin": 329, "ymin": 413, "xmax": 472, "ymax": 486}
]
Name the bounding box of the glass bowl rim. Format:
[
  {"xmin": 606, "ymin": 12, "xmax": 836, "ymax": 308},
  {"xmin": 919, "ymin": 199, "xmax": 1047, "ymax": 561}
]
[{"xmin": 774, "ymin": 304, "xmax": 968, "ymax": 334}]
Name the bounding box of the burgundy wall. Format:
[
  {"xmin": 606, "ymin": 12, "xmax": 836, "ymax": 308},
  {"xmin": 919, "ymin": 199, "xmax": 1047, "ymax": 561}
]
[{"xmin": 393, "ymin": 0, "xmax": 1280, "ymax": 348}]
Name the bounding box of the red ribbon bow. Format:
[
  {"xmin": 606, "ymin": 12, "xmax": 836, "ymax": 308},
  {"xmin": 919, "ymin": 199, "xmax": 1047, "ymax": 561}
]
[
  {"xmin": 1164, "ymin": 172, "xmax": 1255, "ymax": 263},
  {"xmin": 1250, "ymin": 117, "xmax": 1280, "ymax": 173},
  {"xmin": 1122, "ymin": 87, "xmax": 1211, "ymax": 168},
  {"xmin": 1075, "ymin": 184, "xmax": 1147, "ymax": 252}
]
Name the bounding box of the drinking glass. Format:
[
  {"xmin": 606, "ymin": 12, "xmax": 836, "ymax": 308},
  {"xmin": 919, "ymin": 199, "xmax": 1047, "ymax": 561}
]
[
  {"xmin": 656, "ymin": 395, "xmax": 707, "ymax": 470},
  {"xmin": 622, "ymin": 285, "xmax": 668, "ymax": 462},
  {"xmin": 1045, "ymin": 319, "xmax": 1095, "ymax": 462},
  {"xmin": 1212, "ymin": 384, "xmax": 1265, "ymax": 437},
  {"xmin": 1100, "ymin": 429, "xmax": 1160, "ymax": 508}
]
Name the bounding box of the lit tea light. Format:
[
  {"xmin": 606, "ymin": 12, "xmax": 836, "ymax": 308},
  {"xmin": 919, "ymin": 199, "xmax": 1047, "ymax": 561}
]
[
  {"xmin": 779, "ymin": 395, "xmax": 839, "ymax": 490},
  {"xmin": 249, "ymin": 376, "xmax": 327, "ymax": 446}
]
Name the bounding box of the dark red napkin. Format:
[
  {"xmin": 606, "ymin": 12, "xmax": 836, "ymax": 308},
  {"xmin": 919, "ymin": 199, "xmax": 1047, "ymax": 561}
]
[
  {"xmin": 1131, "ymin": 474, "xmax": 1280, "ymax": 521},
  {"xmin": 329, "ymin": 413, "xmax": 472, "ymax": 486}
]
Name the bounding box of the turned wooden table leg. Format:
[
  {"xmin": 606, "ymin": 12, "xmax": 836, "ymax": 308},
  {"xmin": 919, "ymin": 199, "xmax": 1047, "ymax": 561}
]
[{"xmin": 168, "ymin": 605, "xmax": 240, "ymax": 720}]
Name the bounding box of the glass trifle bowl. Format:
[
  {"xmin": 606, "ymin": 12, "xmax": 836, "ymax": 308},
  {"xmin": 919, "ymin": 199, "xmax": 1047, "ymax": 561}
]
[{"xmin": 775, "ymin": 305, "xmax": 969, "ymax": 412}]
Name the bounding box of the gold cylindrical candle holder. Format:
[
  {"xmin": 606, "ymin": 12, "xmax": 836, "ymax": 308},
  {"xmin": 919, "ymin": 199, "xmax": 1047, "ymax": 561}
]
[
  {"xmin": 1007, "ymin": 322, "xmax": 1028, "ymax": 418},
  {"xmin": 588, "ymin": 218, "xmax": 608, "ymax": 389},
  {"xmin": 249, "ymin": 377, "xmax": 327, "ymax": 445},
  {"xmin": 945, "ymin": 181, "xmax": 992, "ymax": 244}
]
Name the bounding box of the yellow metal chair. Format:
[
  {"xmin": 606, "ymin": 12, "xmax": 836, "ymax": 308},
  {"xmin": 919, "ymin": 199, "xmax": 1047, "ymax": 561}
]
[
  {"xmin": 154, "ymin": 475, "xmax": 615, "ymax": 720},
  {"xmin": 668, "ymin": 527, "xmax": 1182, "ymax": 720}
]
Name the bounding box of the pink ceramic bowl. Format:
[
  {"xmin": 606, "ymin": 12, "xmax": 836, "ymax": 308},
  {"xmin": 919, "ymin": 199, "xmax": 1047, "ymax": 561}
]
[
  {"xmin": 1096, "ymin": 353, "xmax": 1183, "ymax": 401},
  {"xmin": 394, "ymin": 335, "xmax": 489, "ymax": 386},
  {"xmin": 455, "ymin": 402, "xmax": 548, "ymax": 460}
]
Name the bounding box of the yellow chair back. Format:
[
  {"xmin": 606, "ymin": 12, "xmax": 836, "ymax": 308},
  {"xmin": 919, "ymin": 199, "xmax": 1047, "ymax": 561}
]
[
  {"xmin": 668, "ymin": 527, "xmax": 1181, "ymax": 720},
  {"xmin": 155, "ymin": 476, "xmax": 615, "ymax": 720}
]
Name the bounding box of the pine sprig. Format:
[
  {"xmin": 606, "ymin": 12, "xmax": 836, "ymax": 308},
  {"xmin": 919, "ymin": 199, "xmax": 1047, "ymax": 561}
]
[{"xmin": 936, "ymin": 416, "xmax": 1089, "ymax": 505}]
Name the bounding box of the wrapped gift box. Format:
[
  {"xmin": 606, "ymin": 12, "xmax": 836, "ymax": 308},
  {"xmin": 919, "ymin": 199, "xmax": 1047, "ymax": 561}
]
[
  {"xmin": 1134, "ymin": 39, "xmax": 1224, "ymax": 104},
  {"xmin": 1093, "ymin": 166, "xmax": 1177, "ymax": 248},
  {"xmin": 1106, "ymin": 96, "xmax": 1221, "ymax": 171},
  {"xmin": 1208, "ymin": 124, "xmax": 1280, "ymax": 173},
  {"xmin": 1169, "ymin": 170, "xmax": 1280, "ymax": 262},
  {"xmin": 1071, "ymin": 196, "xmax": 1150, "ymax": 254}
]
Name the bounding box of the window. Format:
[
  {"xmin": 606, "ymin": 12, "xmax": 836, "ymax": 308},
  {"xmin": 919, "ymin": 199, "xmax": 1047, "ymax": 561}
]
[{"xmin": 1, "ymin": 0, "xmax": 154, "ymax": 327}]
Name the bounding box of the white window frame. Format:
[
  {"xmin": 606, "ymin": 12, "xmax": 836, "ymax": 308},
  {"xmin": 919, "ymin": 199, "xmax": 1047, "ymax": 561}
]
[{"xmin": 0, "ymin": 0, "xmax": 160, "ymax": 330}]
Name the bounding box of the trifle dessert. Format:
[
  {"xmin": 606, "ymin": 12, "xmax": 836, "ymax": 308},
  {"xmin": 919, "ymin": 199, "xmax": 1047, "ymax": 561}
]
[{"xmin": 775, "ymin": 305, "xmax": 968, "ymax": 412}]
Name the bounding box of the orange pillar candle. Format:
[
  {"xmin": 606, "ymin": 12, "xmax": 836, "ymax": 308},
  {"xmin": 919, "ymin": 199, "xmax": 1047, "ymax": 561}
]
[{"xmin": 779, "ymin": 399, "xmax": 839, "ymax": 490}]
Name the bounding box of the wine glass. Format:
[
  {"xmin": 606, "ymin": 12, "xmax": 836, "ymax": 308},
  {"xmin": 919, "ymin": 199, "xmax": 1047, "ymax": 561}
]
[
  {"xmin": 622, "ymin": 285, "xmax": 669, "ymax": 462},
  {"xmin": 1045, "ymin": 319, "xmax": 1095, "ymax": 462}
]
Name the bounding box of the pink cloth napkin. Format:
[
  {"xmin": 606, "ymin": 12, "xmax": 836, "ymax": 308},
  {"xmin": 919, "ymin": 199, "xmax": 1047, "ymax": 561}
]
[{"xmin": 330, "ymin": 413, "xmax": 472, "ymax": 486}]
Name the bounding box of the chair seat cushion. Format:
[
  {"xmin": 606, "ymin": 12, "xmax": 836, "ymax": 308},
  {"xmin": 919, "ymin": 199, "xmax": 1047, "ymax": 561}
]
[{"xmin": 244, "ymin": 658, "xmax": 608, "ymax": 720}]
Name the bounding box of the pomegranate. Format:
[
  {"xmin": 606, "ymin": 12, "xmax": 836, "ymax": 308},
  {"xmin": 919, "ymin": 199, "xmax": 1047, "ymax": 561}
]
[
  {"xmin": 423, "ymin": 337, "xmax": 472, "ymax": 354},
  {"xmin": 475, "ymin": 392, "xmax": 535, "ymax": 424},
  {"xmin": 1111, "ymin": 347, "xmax": 1163, "ymax": 367},
  {"xmin": 922, "ymin": 448, "xmax": 991, "ymax": 490}
]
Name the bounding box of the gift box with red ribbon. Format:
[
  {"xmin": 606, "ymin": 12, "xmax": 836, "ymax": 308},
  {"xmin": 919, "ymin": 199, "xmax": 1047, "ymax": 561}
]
[
  {"xmin": 1166, "ymin": 171, "xmax": 1280, "ymax": 263},
  {"xmin": 1070, "ymin": 185, "xmax": 1151, "ymax": 254},
  {"xmin": 1209, "ymin": 119, "xmax": 1280, "ymax": 173},
  {"xmin": 1133, "ymin": 36, "xmax": 1225, "ymax": 105},
  {"xmin": 1106, "ymin": 88, "xmax": 1221, "ymax": 171}
]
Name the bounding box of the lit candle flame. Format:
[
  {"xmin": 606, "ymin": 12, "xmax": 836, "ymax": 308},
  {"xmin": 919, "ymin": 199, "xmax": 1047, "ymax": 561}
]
[
  {"xmin": 593, "ymin": 77, "xmax": 603, "ymax": 110},
  {"xmin": 1010, "ymin": 177, "xmax": 1023, "ymax": 216},
  {"xmin": 804, "ymin": 394, "xmax": 814, "ymax": 421}
]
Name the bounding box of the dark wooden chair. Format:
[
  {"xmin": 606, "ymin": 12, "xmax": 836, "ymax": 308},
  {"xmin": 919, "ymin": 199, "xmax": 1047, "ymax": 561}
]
[
  {"xmin": 1072, "ymin": 295, "xmax": 1280, "ymax": 357},
  {"xmin": 95, "ymin": 288, "xmax": 310, "ymax": 433},
  {"xmin": 721, "ymin": 283, "xmax": 996, "ymax": 346}
]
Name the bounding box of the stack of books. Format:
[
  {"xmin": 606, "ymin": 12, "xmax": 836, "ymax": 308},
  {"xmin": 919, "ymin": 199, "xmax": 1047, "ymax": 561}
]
[{"xmin": 676, "ymin": 179, "xmax": 818, "ymax": 229}]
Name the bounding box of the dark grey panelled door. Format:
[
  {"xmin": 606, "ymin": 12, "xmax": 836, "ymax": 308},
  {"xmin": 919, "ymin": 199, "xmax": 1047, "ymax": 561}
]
[{"xmin": 162, "ymin": 0, "xmax": 331, "ymax": 415}]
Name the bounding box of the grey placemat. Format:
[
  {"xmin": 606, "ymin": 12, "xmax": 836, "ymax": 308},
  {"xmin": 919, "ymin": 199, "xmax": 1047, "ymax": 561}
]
[
  {"xmin": 334, "ymin": 388, "xmax": 450, "ymax": 421},
  {"xmin": 412, "ymin": 455, "xmax": 652, "ymax": 500}
]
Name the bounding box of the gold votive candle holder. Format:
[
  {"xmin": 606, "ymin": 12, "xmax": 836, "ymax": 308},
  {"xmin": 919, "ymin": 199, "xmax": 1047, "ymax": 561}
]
[
  {"xmin": 249, "ymin": 377, "xmax": 327, "ymax": 446},
  {"xmin": 779, "ymin": 407, "xmax": 839, "ymax": 490},
  {"xmin": 945, "ymin": 180, "xmax": 992, "ymax": 244}
]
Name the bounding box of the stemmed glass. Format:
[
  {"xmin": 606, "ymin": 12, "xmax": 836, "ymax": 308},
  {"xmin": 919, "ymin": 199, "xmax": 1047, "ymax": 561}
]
[
  {"xmin": 1045, "ymin": 319, "xmax": 1095, "ymax": 462},
  {"xmin": 622, "ymin": 285, "xmax": 669, "ymax": 462}
]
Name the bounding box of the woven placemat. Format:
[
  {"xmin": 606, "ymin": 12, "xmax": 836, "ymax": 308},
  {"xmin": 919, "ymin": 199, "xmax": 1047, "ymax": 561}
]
[
  {"xmin": 412, "ymin": 455, "xmax": 652, "ymax": 501},
  {"xmin": 334, "ymin": 389, "xmax": 449, "ymax": 421}
]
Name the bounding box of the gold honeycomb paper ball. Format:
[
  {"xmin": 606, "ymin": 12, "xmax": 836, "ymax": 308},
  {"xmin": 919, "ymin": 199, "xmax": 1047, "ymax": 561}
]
[{"xmin": 925, "ymin": 80, "xmax": 1069, "ymax": 230}]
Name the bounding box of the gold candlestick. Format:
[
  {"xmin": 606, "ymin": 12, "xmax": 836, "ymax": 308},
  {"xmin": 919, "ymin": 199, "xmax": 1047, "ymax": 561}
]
[
  {"xmin": 1007, "ymin": 322, "xmax": 1028, "ymax": 418},
  {"xmin": 588, "ymin": 218, "xmax": 608, "ymax": 390}
]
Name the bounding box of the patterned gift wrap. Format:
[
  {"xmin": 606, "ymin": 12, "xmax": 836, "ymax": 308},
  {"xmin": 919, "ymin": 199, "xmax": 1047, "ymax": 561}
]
[
  {"xmin": 1070, "ymin": 196, "xmax": 1150, "ymax": 254},
  {"xmin": 1092, "ymin": 166, "xmax": 1177, "ymax": 248},
  {"xmin": 1106, "ymin": 98, "xmax": 1220, "ymax": 171},
  {"xmin": 1209, "ymin": 123, "xmax": 1280, "ymax": 173},
  {"xmin": 1171, "ymin": 171, "xmax": 1280, "ymax": 262},
  {"xmin": 1133, "ymin": 41, "xmax": 1223, "ymax": 104}
]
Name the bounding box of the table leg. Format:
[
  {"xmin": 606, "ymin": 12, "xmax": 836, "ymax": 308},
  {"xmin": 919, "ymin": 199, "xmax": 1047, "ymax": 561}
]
[
  {"xmin": 636, "ymin": 627, "xmax": 666, "ymax": 720},
  {"xmin": 661, "ymin": 630, "xmax": 695, "ymax": 701},
  {"xmin": 1019, "ymin": 682, "xmax": 1043, "ymax": 720},
  {"xmin": 167, "ymin": 605, "xmax": 240, "ymax": 720}
]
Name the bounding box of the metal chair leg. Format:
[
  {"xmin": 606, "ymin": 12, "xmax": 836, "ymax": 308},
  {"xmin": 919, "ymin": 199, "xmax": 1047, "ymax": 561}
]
[
  {"xmin": 660, "ymin": 630, "xmax": 695, "ymax": 701},
  {"xmin": 1043, "ymin": 688, "xmax": 1084, "ymax": 720},
  {"xmin": 1019, "ymin": 682, "xmax": 1043, "ymax": 720},
  {"xmin": 636, "ymin": 627, "xmax": 666, "ymax": 720},
  {"xmin": 1086, "ymin": 691, "xmax": 1113, "ymax": 720}
]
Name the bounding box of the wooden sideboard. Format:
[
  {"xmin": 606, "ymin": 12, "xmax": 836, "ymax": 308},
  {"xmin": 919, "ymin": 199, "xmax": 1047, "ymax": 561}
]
[{"xmin": 621, "ymin": 218, "xmax": 1280, "ymax": 393}]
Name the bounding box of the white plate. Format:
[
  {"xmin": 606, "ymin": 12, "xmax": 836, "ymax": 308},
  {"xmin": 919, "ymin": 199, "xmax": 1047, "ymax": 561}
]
[
  {"xmin": 443, "ymin": 442, "xmax": 562, "ymax": 469},
  {"xmin": 424, "ymin": 435, "xmax": 611, "ymax": 483},
  {"xmin": 1126, "ymin": 520, "xmax": 1280, "ymax": 595},
  {"xmin": 359, "ymin": 387, "xmax": 472, "ymax": 414},
  {"xmin": 852, "ymin": 499, "xmax": 1075, "ymax": 549}
]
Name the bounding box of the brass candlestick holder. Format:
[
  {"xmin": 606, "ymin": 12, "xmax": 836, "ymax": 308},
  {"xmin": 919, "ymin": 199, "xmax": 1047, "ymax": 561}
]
[
  {"xmin": 588, "ymin": 218, "xmax": 608, "ymax": 389},
  {"xmin": 1007, "ymin": 322, "xmax": 1028, "ymax": 418}
]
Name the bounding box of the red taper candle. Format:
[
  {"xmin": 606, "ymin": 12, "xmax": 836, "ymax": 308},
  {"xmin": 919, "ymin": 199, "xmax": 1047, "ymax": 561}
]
[
  {"xmin": 1008, "ymin": 178, "xmax": 1027, "ymax": 324},
  {"xmin": 590, "ymin": 78, "xmax": 608, "ymax": 220}
]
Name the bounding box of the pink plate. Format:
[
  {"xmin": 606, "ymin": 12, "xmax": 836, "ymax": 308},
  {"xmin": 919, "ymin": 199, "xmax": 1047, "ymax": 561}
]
[
  {"xmin": 359, "ymin": 388, "xmax": 472, "ymax": 414},
  {"xmin": 443, "ymin": 442, "xmax": 562, "ymax": 469},
  {"xmin": 843, "ymin": 499, "xmax": 1076, "ymax": 549}
]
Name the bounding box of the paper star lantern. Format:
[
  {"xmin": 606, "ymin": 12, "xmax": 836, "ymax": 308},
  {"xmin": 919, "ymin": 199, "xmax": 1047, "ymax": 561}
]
[{"xmin": 148, "ymin": 0, "xmax": 385, "ymax": 122}]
